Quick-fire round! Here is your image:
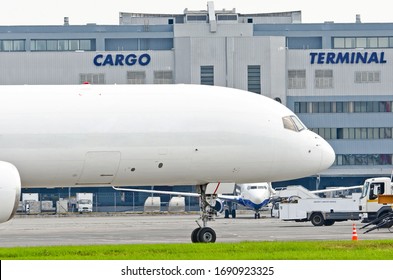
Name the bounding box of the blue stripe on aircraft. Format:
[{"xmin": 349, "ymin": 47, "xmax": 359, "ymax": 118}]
[{"xmin": 235, "ymin": 198, "xmax": 270, "ymax": 211}]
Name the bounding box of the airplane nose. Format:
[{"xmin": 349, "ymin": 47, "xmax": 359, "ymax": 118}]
[
  {"xmin": 253, "ymin": 195, "xmax": 264, "ymax": 204},
  {"xmin": 320, "ymin": 139, "xmax": 335, "ymax": 170}
]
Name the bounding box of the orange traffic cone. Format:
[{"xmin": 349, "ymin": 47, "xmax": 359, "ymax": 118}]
[{"xmin": 352, "ymin": 223, "xmax": 358, "ymax": 241}]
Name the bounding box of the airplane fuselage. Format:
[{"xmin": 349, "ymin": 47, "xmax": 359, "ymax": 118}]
[{"xmin": 0, "ymin": 84, "xmax": 335, "ymax": 187}]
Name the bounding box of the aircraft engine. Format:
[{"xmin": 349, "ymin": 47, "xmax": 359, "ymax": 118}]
[
  {"xmin": 0, "ymin": 161, "xmax": 21, "ymax": 223},
  {"xmin": 213, "ymin": 198, "xmax": 225, "ymax": 213}
]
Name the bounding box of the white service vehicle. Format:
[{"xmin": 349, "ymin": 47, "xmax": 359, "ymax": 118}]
[
  {"xmin": 279, "ymin": 193, "xmax": 361, "ymax": 226},
  {"xmin": 76, "ymin": 193, "xmax": 93, "ymax": 213},
  {"xmin": 358, "ymin": 177, "xmax": 393, "ymax": 222}
]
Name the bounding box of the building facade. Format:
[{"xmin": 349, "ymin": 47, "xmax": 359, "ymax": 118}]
[{"xmin": 1, "ymin": 2, "xmax": 392, "ymax": 189}]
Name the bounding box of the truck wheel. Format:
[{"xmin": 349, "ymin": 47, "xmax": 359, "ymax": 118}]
[
  {"xmin": 310, "ymin": 213, "xmax": 325, "ymax": 226},
  {"xmin": 324, "ymin": 220, "xmax": 335, "ymax": 226}
]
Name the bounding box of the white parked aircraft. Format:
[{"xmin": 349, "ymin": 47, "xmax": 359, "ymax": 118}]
[
  {"xmin": 114, "ymin": 182, "xmax": 275, "ymax": 220},
  {"xmin": 0, "ymin": 84, "xmax": 335, "ymax": 243}
]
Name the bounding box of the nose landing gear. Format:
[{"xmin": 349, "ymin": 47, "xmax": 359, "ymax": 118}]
[{"xmin": 191, "ymin": 184, "xmax": 218, "ymax": 243}]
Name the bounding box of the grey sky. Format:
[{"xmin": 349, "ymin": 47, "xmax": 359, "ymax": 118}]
[{"xmin": 1, "ymin": 0, "xmax": 392, "ymax": 25}]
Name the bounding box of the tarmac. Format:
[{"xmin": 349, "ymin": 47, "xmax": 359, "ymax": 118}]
[{"xmin": 0, "ymin": 212, "xmax": 392, "ymax": 247}]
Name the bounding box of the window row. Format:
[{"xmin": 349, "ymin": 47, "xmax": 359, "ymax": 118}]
[
  {"xmin": 80, "ymin": 71, "xmax": 174, "ymax": 84},
  {"xmin": 295, "ymin": 101, "xmax": 392, "ymax": 113},
  {"xmin": 310, "ymin": 127, "xmax": 393, "ymax": 140},
  {"xmin": 0, "ymin": 40, "xmax": 25, "ymax": 51},
  {"xmin": 334, "ymin": 154, "xmax": 392, "ymax": 166},
  {"xmin": 333, "ymin": 37, "xmax": 393, "ymax": 49},
  {"xmin": 288, "ymin": 69, "xmax": 381, "ymax": 89},
  {"xmin": 30, "ymin": 39, "xmax": 94, "ymax": 51}
]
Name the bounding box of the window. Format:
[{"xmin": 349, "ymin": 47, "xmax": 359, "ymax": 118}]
[
  {"xmin": 58, "ymin": 40, "xmax": 69, "ymax": 51},
  {"xmin": 282, "ymin": 116, "xmax": 306, "ymax": 132},
  {"xmin": 282, "ymin": 117, "xmax": 297, "ymax": 131},
  {"xmin": 288, "ymin": 70, "xmax": 306, "ymax": 89},
  {"xmin": 217, "ymin": 14, "xmax": 238, "ymax": 21},
  {"xmin": 200, "ymin": 66, "xmax": 214, "ymax": 86},
  {"xmin": 69, "ymin": 40, "xmax": 79, "ymax": 51},
  {"xmin": 345, "ymin": 38, "xmax": 355, "ymax": 49},
  {"xmin": 315, "ymin": 70, "xmax": 333, "ymax": 89},
  {"xmin": 291, "ymin": 116, "xmax": 306, "ymax": 131},
  {"xmin": 36, "ymin": 40, "xmax": 47, "ymax": 51},
  {"xmin": 335, "ymin": 154, "xmax": 392, "ymax": 166},
  {"xmin": 355, "ymin": 71, "xmax": 380, "ymax": 83},
  {"xmin": 127, "ymin": 71, "xmax": 146, "ymax": 84},
  {"xmin": 294, "ymin": 101, "xmax": 391, "ymax": 114},
  {"xmin": 294, "ymin": 102, "xmax": 308, "ymax": 113},
  {"xmin": 186, "ymin": 15, "xmax": 207, "ymax": 22},
  {"xmin": 47, "ymin": 40, "xmax": 58, "ymax": 51},
  {"xmin": 368, "ymin": 37, "xmax": 378, "ymax": 48},
  {"xmin": 30, "ymin": 39, "xmax": 94, "ymax": 51},
  {"xmin": 312, "ymin": 127, "xmax": 393, "ymax": 140},
  {"xmin": 154, "ymin": 71, "xmax": 173, "ymax": 84},
  {"xmin": 80, "ymin": 40, "xmax": 92, "ymax": 51},
  {"xmin": 248, "ymin": 65, "xmax": 261, "ymax": 94},
  {"xmin": 312, "ymin": 102, "xmax": 332, "ymax": 113},
  {"xmin": 0, "ymin": 40, "xmax": 25, "ymax": 52},
  {"xmin": 333, "ymin": 36, "xmax": 393, "ymax": 49},
  {"xmin": 378, "ymin": 37, "xmax": 389, "ymax": 48},
  {"xmin": 80, "ymin": 73, "xmax": 105, "ymax": 84},
  {"xmin": 356, "ymin": 38, "xmax": 367, "ymax": 48},
  {"xmin": 333, "ymin": 38, "xmax": 345, "ymax": 48},
  {"xmin": 336, "ymin": 102, "xmax": 350, "ymax": 113}
]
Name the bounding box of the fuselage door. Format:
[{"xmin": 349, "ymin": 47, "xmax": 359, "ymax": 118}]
[{"xmin": 77, "ymin": 151, "xmax": 121, "ymax": 184}]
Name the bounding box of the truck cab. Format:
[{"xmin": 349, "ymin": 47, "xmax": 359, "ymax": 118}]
[
  {"xmin": 76, "ymin": 193, "xmax": 93, "ymax": 213},
  {"xmin": 359, "ymin": 177, "xmax": 393, "ymax": 222}
]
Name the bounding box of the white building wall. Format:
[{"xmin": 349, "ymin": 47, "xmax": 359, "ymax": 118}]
[
  {"xmin": 174, "ymin": 23, "xmax": 253, "ymax": 38},
  {"xmin": 174, "ymin": 34, "xmax": 286, "ymax": 101},
  {"xmin": 0, "ymin": 51, "xmax": 174, "ymax": 85},
  {"xmin": 232, "ymin": 36, "xmax": 286, "ymax": 101},
  {"xmin": 287, "ymin": 49, "xmax": 393, "ymax": 97}
]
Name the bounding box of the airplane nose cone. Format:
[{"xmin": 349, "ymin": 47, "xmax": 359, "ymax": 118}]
[
  {"xmin": 253, "ymin": 195, "xmax": 264, "ymax": 205},
  {"xmin": 320, "ymin": 139, "xmax": 335, "ymax": 170}
]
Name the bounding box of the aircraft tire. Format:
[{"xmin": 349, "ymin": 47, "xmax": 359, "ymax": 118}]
[
  {"xmin": 310, "ymin": 212, "xmax": 325, "ymax": 226},
  {"xmin": 191, "ymin": 228, "xmax": 201, "ymax": 243},
  {"xmin": 197, "ymin": 227, "xmax": 216, "ymax": 243},
  {"xmin": 224, "ymin": 209, "xmax": 230, "ymax": 218},
  {"xmin": 231, "ymin": 209, "xmax": 236, "ymax": 218}
]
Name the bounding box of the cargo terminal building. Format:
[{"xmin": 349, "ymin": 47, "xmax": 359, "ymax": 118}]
[{"xmin": 1, "ymin": 2, "xmax": 393, "ymax": 193}]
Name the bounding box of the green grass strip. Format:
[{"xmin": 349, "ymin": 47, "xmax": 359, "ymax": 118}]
[{"xmin": 1, "ymin": 240, "xmax": 393, "ymax": 260}]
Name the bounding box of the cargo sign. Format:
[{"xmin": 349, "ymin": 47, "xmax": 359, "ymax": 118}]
[
  {"xmin": 310, "ymin": 51, "xmax": 387, "ymax": 64},
  {"xmin": 93, "ymin": 53, "xmax": 151, "ymax": 66}
]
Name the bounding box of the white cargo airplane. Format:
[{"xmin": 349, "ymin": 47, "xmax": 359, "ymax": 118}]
[
  {"xmin": 0, "ymin": 84, "xmax": 335, "ymax": 243},
  {"xmin": 114, "ymin": 182, "xmax": 275, "ymax": 219}
]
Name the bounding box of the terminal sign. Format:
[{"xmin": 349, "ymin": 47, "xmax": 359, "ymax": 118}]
[
  {"xmin": 310, "ymin": 51, "xmax": 387, "ymax": 64},
  {"xmin": 94, "ymin": 53, "xmax": 151, "ymax": 67}
]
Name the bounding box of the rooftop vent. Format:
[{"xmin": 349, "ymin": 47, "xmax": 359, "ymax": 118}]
[{"xmin": 356, "ymin": 14, "xmax": 361, "ymax": 23}]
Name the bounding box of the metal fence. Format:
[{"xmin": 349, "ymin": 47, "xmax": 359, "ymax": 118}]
[{"xmin": 20, "ymin": 186, "xmax": 201, "ymax": 213}]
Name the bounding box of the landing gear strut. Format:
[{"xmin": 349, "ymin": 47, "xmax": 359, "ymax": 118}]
[{"xmin": 191, "ymin": 184, "xmax": 217, "ymax": 243}]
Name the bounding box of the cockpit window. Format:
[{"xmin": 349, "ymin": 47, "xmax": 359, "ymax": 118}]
[
  {"xmin": 282, "ymin": 115, "xmax": 307, "ymax": 132},
  {"xmin": 291, "ymin": 116, "xmax": 306, "ymax": 131}
]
